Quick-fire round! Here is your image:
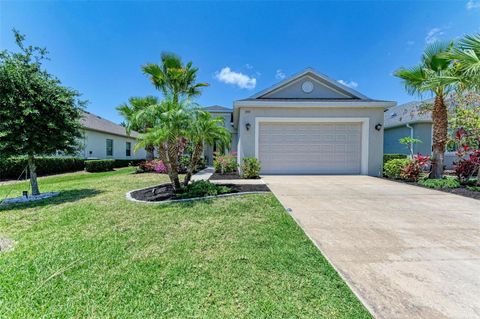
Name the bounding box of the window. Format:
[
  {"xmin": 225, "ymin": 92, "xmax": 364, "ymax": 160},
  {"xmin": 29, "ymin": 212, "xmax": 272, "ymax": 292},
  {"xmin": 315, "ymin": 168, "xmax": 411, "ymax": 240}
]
[
  {"xmin": 106, "ymin": 139, "xmax": 113, "ymax": 156},
  {"xmin": 126, "ymin": 142, "xmax": 131, "ymax": 157}
]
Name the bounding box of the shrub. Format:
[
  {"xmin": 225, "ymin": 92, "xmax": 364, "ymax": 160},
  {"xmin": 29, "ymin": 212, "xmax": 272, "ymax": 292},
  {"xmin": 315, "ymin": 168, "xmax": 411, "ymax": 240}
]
[
  {"xmin": 455, "ymin": 150, "xmax": 480, "ymax": 184},
  {"xmin": 400, "ymin": 154, "xmax": 431, "ymax": 182},
  {"xmin": 213, "ymin": 153, "xmax": 238, "ymax": 174},
  {"xmin": 467, "ymin": 185, "xmax": 480, "ymax": 192},
  {"xmin": 176, "ymin": 180, "xmax": 231, "ymax": 199},
  {"xmin": 383, "ymin": 158, "xmax": 410, "ymax": 179},
  {"xmin": 113, "ymin": 159, "xmax": 144, "ymax": 168},
  {"xmin": 241, "ymin": 157, "xmax": 261, "ymax": 179},
  {"xmin": 419, "ymin": 177, "xmax": 460, "ymax": 189},
  {"xmin": 137, "ymin": 159, "xmax": 167, "ymax": 174},
  {"xmin": 85, "ymin": 160, "xmax": 115, "ymax": 172},
  {"xmin": 383, "ymin": 154, "xmax": 408, "ymax": 164},
  {"xmin": 0, "ymin": 156, "xmax": 85, "ymax": 180}
]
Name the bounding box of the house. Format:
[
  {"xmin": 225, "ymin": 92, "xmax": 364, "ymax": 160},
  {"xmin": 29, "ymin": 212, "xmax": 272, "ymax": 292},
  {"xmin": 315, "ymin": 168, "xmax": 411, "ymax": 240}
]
[
  {"xmin": 202, "ymin": 105, "xmax": 238, "ymax": 165},
  {"xmin": 229, "ymin": 68, "xmax": 396, "ymax": 176},
  {"xmin": 383, "ymin": 100, "xmax": 456, "ymax": 168},
  {"xmin": 78, "ymin": 111, "xmax": 147, "ymax": 160}
]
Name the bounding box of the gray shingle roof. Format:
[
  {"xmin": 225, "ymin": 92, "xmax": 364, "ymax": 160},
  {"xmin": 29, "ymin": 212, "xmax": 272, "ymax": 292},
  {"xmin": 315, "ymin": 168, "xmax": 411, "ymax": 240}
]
[
  {"xmin": 203, "ymin": 105, "xmax": 233, "ymax": 113},
  {"xmin": 384, "ymin": 99, "xmax": 433, "ymax": 128},
  {"xmin": 80, "ymin": 111, "xmax": 138, "ymax": 138}
]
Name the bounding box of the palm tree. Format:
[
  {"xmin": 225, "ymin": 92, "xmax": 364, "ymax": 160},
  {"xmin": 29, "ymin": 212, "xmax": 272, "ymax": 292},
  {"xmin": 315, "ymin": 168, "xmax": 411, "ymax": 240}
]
[
  {"xmin": 142, "ymin": 52, "xmax": 208, "ymax": 103},
  {"xmin": 135, "ymin": 97, "xmax": 191, "ymax": 190},
  {"xmin": 117, "ymin": 96, "xmax": 159, "ymax": 160},
  {"xmin": 395, "ymin": 42, "xmax": 459, "ymax": 178},
  {"xmin": 183, "ymin": 111, "xmax": 231, "ymax": 185},
  {"xmin": 450, "ymin": 34, "xmax": 480, "ymax": 91}
]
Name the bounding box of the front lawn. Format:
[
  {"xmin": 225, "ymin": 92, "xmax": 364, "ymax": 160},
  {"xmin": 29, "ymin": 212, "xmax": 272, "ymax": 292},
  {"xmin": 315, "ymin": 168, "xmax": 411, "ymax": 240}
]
[{"xmin": 0, "ymin": 168, "xmax": 370, "ymax": 318}]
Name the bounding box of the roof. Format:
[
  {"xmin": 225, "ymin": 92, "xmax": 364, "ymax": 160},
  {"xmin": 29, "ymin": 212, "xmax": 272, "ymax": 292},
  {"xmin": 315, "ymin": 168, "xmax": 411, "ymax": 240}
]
[
  {"xmin": 80, "ymin": 111, "xmax": 139, "ymax": 138},
  {"xmin": 384, "ymin": 99, "xmax": 433, "ymax": 128},
  {"xmin": 203, "ymin": 105, "xmax": 233, "ymax": 113}
]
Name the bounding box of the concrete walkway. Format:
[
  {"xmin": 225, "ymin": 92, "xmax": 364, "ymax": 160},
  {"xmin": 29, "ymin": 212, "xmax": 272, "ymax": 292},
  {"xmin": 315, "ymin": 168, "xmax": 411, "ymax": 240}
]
[
  {"xmin": 190, "ymin": 167, "xmax": 214, "ymax": 181},
  {"xmin": 262, "ymin": 175, "xmax": 480, "ymax": 319}
]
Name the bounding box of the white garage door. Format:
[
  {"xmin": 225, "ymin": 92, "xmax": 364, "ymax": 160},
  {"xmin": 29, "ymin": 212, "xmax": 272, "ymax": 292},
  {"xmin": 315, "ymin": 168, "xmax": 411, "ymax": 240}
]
[{"xmin": 258, "ymin": 122, "xmax": 362, "ymax": 174}]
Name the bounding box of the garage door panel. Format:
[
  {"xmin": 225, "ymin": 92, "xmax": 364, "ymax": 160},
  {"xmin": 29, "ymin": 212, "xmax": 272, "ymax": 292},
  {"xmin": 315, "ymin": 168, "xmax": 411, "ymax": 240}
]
[{"xmin": 258, "ymin": 122, "xmax": 362, "ymax": 174}]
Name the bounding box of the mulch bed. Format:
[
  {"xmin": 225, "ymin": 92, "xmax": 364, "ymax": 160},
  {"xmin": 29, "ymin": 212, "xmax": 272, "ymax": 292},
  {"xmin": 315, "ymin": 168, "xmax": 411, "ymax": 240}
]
[
  {"xmin": 383, "ymin": 178, "xmax": 480, "ymax": 200},
  {"xmin": 209, "ymin": 171, "xmax": 261, "ymax": 180},
  {"xmin": 130, "ymin": 183, "xmax": 270, "ymax": 202}
]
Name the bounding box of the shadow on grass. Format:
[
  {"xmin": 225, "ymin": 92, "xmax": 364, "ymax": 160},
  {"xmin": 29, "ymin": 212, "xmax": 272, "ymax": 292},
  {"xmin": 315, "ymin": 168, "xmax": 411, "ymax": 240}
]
[{"xmin": 0, "ymin": 189, "xmax": 103, "ymax": 211}]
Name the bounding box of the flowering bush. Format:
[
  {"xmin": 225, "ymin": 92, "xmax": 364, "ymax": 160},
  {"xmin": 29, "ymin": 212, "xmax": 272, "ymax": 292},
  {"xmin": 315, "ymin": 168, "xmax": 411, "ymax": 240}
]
[
  {"xmin": 213, "ymin": 152, "xmax": 238, "ymax": 174},
  {"xmin": 138, "ymin": 159, "xmax": 167, "ymax": 174},
  {"xmin": 400, "ymin": 154, "xmax": 431, "ymax": 182}
]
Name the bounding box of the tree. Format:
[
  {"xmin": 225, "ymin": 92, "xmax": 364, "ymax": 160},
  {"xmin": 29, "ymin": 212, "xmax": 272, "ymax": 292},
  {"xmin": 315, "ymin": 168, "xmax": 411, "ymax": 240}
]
[
  {"xmin": 117, "ymin": 96, "xmax": 159, "ymax": 160},
  {"xmin": 183, "ymin": 111, "xmax": 231, "ymax": 186},
  {"xmin": 399, "ymin": 137, "xmax": 422, "ymax": 158},
  {"xmin": 450, "ymin": 34, "xmax": 480, "ymax": 92},
  {"xmin": 395, "ymin": 42, "xmax": 459, "ymax": 178},
  {"xmin": 0, "ymin": 30, "xmax": 84, "ymax": 195}
]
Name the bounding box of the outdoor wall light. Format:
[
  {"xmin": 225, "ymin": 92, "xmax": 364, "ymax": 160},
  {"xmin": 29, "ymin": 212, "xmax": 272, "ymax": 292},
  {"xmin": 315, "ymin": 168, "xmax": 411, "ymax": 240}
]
[
  {"xmin": 245, "ymin": 123, "xmax": 251, "ymax": 131},
  {"xmin": 375, "ymin": 123, "xmax": 383, "ymax": 131}
]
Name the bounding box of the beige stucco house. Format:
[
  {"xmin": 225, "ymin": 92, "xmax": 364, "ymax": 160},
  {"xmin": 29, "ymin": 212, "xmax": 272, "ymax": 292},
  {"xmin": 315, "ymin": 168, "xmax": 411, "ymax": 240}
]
[
  {"xmin": 78, "ymin": 111, "xmax": 147, "ymax": 160},
  {"xmin": 206, "ymin": 68, "xmax": 396, "ymax": 176}
]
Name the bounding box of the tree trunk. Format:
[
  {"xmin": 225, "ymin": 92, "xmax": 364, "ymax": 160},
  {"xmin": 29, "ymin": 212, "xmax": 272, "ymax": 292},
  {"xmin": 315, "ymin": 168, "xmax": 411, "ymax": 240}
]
[
  {"xmin": 429, "ymin": 95, "xmax": 448, "ymax": 179},
  {"xmin": 145, "ymin": 145, "xmax": 155, "ymax": 161},
  {"xmin": 27, "ymin": 155, "xmax": 40, "ymax": 196},
  {"xmin": 184, "ymin": 142, "xmax": 203, "ymax": 186},
  {"xmin": 158, "ymin": 143, "xmax": 179, "ymax": 190}
]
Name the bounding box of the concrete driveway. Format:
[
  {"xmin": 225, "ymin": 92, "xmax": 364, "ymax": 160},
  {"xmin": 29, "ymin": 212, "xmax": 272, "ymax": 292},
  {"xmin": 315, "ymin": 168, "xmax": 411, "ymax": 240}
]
[{"xmin": 262, "ymin": 175, "xmax": 480, "ymax": 319}]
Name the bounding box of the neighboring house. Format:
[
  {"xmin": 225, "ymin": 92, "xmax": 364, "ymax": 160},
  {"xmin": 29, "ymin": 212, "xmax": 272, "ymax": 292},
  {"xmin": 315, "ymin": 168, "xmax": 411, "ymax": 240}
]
[
  {"xmin": 383, "ymin": 100, "xmax": 456, "ymax": 168},
  {"xmin": 202, "ymin": 105, "xmax": 238, "ymax": 165},
  {"xmin": 78, "ymin": 111, "xmax": 147, "ymax": 160},
  {"xmin": 229, "ymin": 68, "xmax": 395, "ymax": 176}
]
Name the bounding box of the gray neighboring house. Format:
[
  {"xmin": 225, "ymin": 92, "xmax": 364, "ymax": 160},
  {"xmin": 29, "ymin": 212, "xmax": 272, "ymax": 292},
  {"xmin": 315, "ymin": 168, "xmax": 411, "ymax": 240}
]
[
  {"xmin": 223, "ymin": 68, "xmax": 395, "ymax": 176},
  {"xmin": 78, "ymin": 111, "xmax": 147, "ymax": 160},
  {"xmin": 383, "ymin": 100, "xmax": 456, "ymax": 168}
]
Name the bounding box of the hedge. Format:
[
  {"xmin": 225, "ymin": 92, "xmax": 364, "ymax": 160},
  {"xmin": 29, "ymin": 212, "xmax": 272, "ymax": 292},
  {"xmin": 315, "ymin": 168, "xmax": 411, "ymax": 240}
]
[
  {"xmin": 383, "ymin": 153, "xmax": 408, "ymax": 164},
  {"xmin": 85, "ymin": 159, "xmax": 115, "ymax": 172},
  {"xmin": 0, "ymin": 157, "xmax": 85, "ymax": 180},
  {"xmin": 113, "ymin": 159, "xmax": 144, "ymax": 168}
]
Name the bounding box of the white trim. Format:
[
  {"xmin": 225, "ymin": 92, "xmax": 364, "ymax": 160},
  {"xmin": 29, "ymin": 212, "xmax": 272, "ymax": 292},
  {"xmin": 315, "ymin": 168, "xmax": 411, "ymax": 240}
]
[
  {"xmin": 234, "ymin": 100, "xmax": 395, "ymax": 108},
  {"xmin": 254, "ymin": 117, "xmax": 370, "ymax": 175}
]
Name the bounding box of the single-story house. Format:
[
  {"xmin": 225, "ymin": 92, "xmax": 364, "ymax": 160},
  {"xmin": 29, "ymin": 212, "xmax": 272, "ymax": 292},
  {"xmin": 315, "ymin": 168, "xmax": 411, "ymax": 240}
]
[
  {"xmin": 78, "ymin": 111, "xmax": 147, "ymax": 160},
  {"xmin": 206, "ymin": 68, "xmax": 395, "ymax": 176},
  {"xmin": 383, "ymin": 100, "xmax": 457, "ymax": 168}
]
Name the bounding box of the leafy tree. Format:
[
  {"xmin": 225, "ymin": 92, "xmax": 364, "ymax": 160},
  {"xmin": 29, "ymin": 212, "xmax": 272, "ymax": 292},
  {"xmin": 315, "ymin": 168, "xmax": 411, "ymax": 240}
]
[
  {"xmin": 399, "ymin": 137, "xmax": 422, "ymax": 158},
  {"xmin": 117, "ymin": 96, "xmax": 159, "ymax": 160},
  {"xmin": 395, "ymin": 42, "xmax": 459, "ymax": 178},
  {"xmin": 0, "ymin": 30, "xmax": 84, "ymax": 195},
  {"xmin": 183, "ymin": 111, "xmax": 230, "ymax": 186},
  {"xmin": 449, "ymin": 92, "xmax": 480, "ymax": 149}
]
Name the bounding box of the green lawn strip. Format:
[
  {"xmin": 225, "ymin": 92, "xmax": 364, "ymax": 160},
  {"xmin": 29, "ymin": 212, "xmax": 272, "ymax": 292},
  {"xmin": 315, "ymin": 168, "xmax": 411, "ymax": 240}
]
[{"xmin": 0, "ymin": 168, "xmax": 370, "ymax": 318}]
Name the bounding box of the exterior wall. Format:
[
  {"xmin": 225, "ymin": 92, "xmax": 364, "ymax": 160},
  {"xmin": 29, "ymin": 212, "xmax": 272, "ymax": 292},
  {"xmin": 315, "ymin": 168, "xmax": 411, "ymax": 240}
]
[
  {"xmin": 79, "ymin": 129, "xmax": 147, "ymax": 160},
  {"xmin": 384, "ymin": 123, "xmax": 432, "ymax": 156},
  {"xmin": 203, "ymin": 111, "xmax": 237, "ymax": 165},
  {"xmin": 263, "ymin": 76, "xmax": 350, "ymax": 99},
  {"xmin": 236, "ymin": 107, "xmax": 385, "ymax": 176}
]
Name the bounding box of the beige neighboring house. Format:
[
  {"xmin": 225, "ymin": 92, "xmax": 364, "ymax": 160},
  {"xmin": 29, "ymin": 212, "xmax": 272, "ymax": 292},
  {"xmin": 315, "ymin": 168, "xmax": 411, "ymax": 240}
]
[
  {"xmin": 229, "ymin": 68, "xmax": 395, "ymax": 176},
  {"xmin": 78, "ymin": 111, "xmax": 147, "ymax": 160}
]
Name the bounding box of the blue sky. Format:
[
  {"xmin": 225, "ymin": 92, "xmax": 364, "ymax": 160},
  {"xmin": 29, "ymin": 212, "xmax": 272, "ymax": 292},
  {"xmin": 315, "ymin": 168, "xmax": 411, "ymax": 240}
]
[{"xmin": 1, "ymin": 1, "xmax": 479, "ymax": 123}]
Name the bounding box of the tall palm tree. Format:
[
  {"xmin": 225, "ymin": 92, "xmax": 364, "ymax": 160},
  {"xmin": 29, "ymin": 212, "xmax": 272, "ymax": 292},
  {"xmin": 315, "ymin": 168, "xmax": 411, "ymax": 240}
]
[
  {"xmin": 450, "ymin": 34, "xmax": 480, "ymax": 91},
  {"xmin": 395, "ymin": 42, "xmax": 459, "ymax": 178},
  {"xmin": 183, "ymin": 111, "xmax": 231, "ymax": 185},
  {"xmin": 117, "ymin": 96, "xmax": 159, "ymax": 160},
  {"xmin": 142, "ymin": 52, "xmax": 208, "ymax": 103}
]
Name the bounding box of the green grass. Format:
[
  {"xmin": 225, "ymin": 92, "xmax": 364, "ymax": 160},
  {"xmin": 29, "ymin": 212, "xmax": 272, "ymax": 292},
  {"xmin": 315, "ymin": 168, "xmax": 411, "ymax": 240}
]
[
  {"xmin": 0, "ymin": 168, "xmax": 370, "ymax": 318},
  {"xmin": 418, "ymin": 176, "xmax": 461, "ymax": 189}
]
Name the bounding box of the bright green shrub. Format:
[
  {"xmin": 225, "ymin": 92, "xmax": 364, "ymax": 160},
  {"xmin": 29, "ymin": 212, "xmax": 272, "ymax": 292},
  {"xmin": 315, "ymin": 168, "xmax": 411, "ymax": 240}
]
[
  {"xmin": 419, "ymin": 177, "xmax": 461, "ymax": 189},
  {"xmin": 176, "ymin": 180, "xmax": 231, "ymax": 199},
  {"xmin": 85, "ymin": 159, "xmax": 115, "ymax": 172},
  {"xmin": 383, "ymin": 154, "xmax": 408, "ymax": 164},
  {"xmin": 241, "ymin": 157, "xmax": 261, "ymax": 179},
  {"xmin": 0, "ymin": 156, "xmax": 85, "ymax": 179},
  {"xmin": 383, "ymin": 158, "xmax": 410, "ymax": 179}
]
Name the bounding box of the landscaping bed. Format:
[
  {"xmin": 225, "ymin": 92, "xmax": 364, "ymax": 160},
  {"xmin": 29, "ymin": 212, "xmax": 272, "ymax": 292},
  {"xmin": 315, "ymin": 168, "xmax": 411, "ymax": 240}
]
[
  {"xmin": 129, "ymin": 182, "xmax": 270, "ymax": 202},
  {"xmin": 384, "ymin": 178, "xmax": 480, "ymax": 200},
  {"xmin": 209, "ymin": 171, "xmax": 243, "ymax": 180}
]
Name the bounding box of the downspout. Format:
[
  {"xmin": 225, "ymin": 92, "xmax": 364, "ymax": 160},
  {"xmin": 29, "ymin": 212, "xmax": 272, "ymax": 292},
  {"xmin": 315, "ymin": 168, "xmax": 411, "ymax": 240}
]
[{"xmin": 406, "ymin": 123, "xmax": 414, "ymax": 157}]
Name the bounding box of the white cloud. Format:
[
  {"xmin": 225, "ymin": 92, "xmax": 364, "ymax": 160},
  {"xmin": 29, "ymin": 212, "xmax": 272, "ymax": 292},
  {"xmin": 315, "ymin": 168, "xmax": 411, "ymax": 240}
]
[
  {"xmin": 245, "ymin": 63, "xmax": 253, "ymax": 70},
  {"xmin": 337, "ymin": 80, "xmax": 358, "ymax": 89},
  {"xmin": 215, "ymin": 67, "xmax": 256, "ymax": 89},
  {"xmin": 425, "ymin": 28, "xmax": 444, "ymax": 44},
  {"xmin": 275, "ymin": 69, "xmax": 286, "ymax": 80},
  {"xmin": 466, "ymin": 0, "xmax": 480, "ymax": 9}
]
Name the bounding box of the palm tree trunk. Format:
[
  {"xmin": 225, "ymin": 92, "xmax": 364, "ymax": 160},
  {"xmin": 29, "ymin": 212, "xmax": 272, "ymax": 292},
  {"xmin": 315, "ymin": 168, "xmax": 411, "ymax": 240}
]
[
  {"xmin": 184, "ymin": 142, "xmax": 203, "ymax": 186},
  {"xmin": 158, "ymin": 142, "xmax": 180, "ymax": 191},
  {"xmin": 430, "ymin": 95, "xmax": 448, "ymax": 179},
  {"xmin": 145, "ymin": 145, "xmax": 154, "ymax": 161},
  {"xmin": 166, "ymin": 139, "xmax": 181, "ymax": 191},
  {"xmin": 27, "ymin": 155, "xmax": 40, "ymax": 196}
]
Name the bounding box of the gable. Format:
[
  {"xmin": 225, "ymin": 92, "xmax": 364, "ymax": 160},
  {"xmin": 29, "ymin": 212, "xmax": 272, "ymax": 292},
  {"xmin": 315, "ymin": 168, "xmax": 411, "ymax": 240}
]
[{"xmin": 249, "ymin": 69, "xmax": 369, "ymax": 100}]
